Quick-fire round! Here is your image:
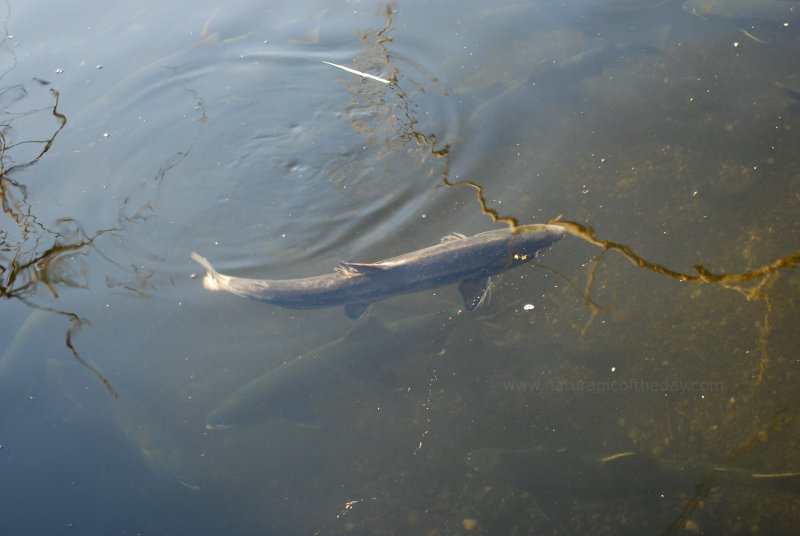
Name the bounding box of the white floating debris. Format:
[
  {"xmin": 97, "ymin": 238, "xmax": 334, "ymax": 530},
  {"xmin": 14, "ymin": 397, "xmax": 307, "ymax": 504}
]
[
  {"xmin": 523, "ymin": 303, "xmax": 534, "ymax": 310},
  {"xmin": 322, "ymin": 60, "xmax": 390, "ymax": 84}
]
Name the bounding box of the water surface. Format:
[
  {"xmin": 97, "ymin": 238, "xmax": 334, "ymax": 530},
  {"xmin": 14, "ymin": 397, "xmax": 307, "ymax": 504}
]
[{"xmin": 1, "ymin": 0, "xmax": 799, "ymax": 534}]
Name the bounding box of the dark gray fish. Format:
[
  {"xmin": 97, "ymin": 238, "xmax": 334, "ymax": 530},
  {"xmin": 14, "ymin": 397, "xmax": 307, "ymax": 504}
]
[
  {"xmin": 192, "ymin": 224, "xmax": 565, "ymax": 319},
  {"xmin": 467, "ymin": 446, "xmax": 800, "ymax": 518},
  {"xmin": 683, "ymin": 0, "xmax": 800, "ymax": 24},
  {"xmin": 460, "ymin": 28, "xmax": 669, "ymax": 169}
]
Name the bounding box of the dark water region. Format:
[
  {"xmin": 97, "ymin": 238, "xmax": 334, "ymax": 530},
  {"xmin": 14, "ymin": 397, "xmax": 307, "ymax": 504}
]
[{"xmin": 1, "ymin": 0, "xmax": 799, "ymax": 534}]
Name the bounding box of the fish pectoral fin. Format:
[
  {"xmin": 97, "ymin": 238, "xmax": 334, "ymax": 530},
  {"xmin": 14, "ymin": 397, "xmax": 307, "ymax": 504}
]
[
  {"xmin": 336, "ymin": 261, "xmax": 385, "ymax": 275},
  {"xmin": 344, "ymin": 302, "xmax": 371, "ymax": 320},
  {"xmin": 459, "ymin": 276, "xmax": 491, "ymax": 311}
]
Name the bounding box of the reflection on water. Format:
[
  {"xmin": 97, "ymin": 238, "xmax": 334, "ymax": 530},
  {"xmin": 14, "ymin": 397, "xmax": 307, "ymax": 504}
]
[
  {"xmin": 0, "ymin": 0, "xmax": 799, "ymax": 534},
  {"xmin": 0, "ymin": 86, "xmax": 119, "ymax": 394}
]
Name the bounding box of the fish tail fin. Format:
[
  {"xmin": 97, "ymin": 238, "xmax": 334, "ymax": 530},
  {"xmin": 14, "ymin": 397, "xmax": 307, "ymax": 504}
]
[{"xmin": 190, "ymin": 252, "xmax": 224, "ymax": 291}]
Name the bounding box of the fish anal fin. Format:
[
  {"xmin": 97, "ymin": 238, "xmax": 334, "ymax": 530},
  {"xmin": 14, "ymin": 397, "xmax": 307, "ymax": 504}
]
[
  {"xmin": 459, "ymin": 276, "xmax": 491, "ymax": 310},
  {"xmin": 344, "ymin": 302, "xmax": 371, "ymax": 320}
]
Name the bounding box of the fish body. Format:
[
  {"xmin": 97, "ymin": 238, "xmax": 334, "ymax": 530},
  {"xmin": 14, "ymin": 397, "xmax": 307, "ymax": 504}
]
[
  {"xmin": 192, "ymin": 224, "xmax": 565, "ymax": 319},
  {"xmin": 205, "ymin": 313, "xmax": 452, "ymax": 429},
  {"xmin": 683, "ymin": 0, "xmax": 800, "ymax": 24},
  {"xmin": 467, "ymin": 446, "xmax": 800, "ymax": 501},
  {"xmin": 111, "ymin": 389, "xmax": 203, "ymax": 490}
]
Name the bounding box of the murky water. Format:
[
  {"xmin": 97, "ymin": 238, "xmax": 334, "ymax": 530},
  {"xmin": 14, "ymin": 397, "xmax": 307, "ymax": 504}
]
[{"xmin": 1, "ymin": 0, "xmax": 799, "ymax": 534}]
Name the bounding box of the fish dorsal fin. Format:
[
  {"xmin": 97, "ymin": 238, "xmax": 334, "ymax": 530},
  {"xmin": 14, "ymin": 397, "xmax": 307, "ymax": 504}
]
[
  {"xmin": 336, "ymin": 261, "xmax": 385, "ymax": 275},
  {"xmin": 440, "ymin": 232, "xmax": 467, "ymax": 243},
  {"xmin": 459, "ymin": 276, "xmax": 492, "ymax": 310},
  {"xmin": 344, "ymin": 302, "xmax": 371, "ymax": 320}
]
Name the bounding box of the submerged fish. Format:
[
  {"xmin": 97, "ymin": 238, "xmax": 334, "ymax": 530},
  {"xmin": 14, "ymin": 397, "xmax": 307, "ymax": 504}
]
[
  {"xmin": 683, "ymin": 0, "xmax": 800, "ymax": 24},
  {"xmin": 205, "ymin": 313, "xmax": 452, "ymax": 429},
  {"xmin": 192, "ymin": 224, "xmax": 565, "ymax": 319},
  {"xmin": 467, "ymin": 446, "xmax": 800, "ymax": 517},
  {"xmin": 1, "ymin": 310, "xmax": 201, "ymax": 490},
  {"xmin": 111, "ymin": 389, "xmax": 203, "ymax": 490}
]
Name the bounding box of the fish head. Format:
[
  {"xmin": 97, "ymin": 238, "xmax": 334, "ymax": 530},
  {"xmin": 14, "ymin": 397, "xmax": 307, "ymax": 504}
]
[{"xmin": 509, "ymin": 224, "xmax": 566, "ymax": 261}]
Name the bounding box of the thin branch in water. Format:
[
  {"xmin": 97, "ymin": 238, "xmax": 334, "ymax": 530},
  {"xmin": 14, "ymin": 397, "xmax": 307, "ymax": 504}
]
[{"xmin": 322, "ymin": 61, "xmax": 391, "ymax": 84}]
